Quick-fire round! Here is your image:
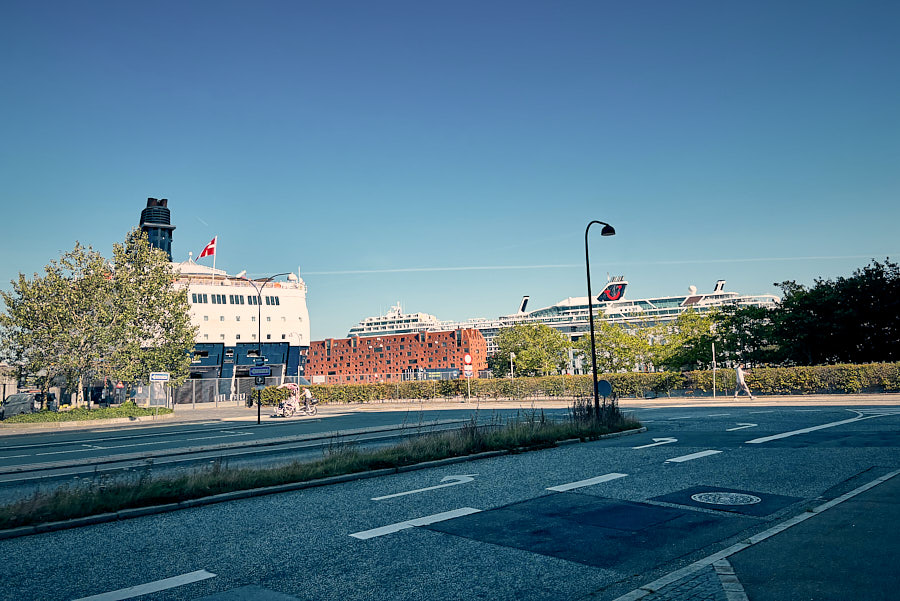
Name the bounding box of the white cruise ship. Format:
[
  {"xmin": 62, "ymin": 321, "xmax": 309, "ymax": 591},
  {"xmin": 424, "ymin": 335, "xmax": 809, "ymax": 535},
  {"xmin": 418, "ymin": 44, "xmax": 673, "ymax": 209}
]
[
  {"xmin": 347, "ymin": 302, "xmax": 451, "ymax": 337},
  {"xmin": 349, "ymin": 277, "xmax": 779, "ymax": 356},
  {"xmin": 138, "ymin": 198, "xmax": 311, "ymax": 380}
]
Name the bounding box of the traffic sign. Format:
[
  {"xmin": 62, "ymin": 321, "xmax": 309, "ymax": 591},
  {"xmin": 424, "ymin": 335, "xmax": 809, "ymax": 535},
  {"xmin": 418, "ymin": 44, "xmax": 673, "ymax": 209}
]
[
  {"xmin": 249, "ymin": 366, "xmax": 271, "ymax": 377},
  {"xmin": 149, "ymin": 372, "xmax": 170, "ymax": 382},
  {"xmin": 464, "ymin": 354, "xmax": 472, "ymax": 365}
]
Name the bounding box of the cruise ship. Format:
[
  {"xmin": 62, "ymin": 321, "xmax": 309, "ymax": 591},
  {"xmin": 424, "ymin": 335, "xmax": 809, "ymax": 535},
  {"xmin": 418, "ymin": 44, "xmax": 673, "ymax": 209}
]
[
  {"xmin": 348, "ymin": 277, "xmax": 779, "ymax": 356},
  {"xmin": 347, "ymin": 302, "xmax": 451, "ymax": 337},
  {"xmin": 139, "ymin": 198, "xmax": 311, "ymax": 380}
]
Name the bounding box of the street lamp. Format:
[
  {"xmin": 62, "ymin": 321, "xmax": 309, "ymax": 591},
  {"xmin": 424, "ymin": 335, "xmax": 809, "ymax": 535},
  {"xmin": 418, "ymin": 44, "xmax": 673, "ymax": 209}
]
[
  {"xmin": 585, "ymin": 220, "xmax": 616, "ymax": 419},
  {"xmin": 232, "ymin": 270, "xmax": 296, "ymax": 424}
]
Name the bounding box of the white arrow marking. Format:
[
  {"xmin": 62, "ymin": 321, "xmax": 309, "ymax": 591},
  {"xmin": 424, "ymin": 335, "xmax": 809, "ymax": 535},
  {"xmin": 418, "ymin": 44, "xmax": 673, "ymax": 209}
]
[
  {"xmin": 372, "ymin": 475, "xmax": 477, "ymax": 501},
  {"xmin": 666, "ymin": 450, "xmax": 722, "ymax": 463},
  {"xmin": 350, "ymin": 507, "xmax": 481, "ymax": 539},
  {"xmin": 547, "ymin": 472, "xmax": 627, "ymax": 492},
  {"xmin": 632, "ymin": 437, "xmax": 677, "ymax": 449},
  {"xmin": 726, "ymin": 423, "xmax": 758, "ymax": 432}
]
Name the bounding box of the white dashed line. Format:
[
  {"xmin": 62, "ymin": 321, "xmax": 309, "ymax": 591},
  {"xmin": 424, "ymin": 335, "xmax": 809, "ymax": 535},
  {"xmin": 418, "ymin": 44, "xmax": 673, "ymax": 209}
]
[
  {"xmin": 547, "ymin": 473, "xmax": 627, "ymax": 492},
  {"xmin": 350, "ymin": 507, "xmax": 481, "ymax": 540},
  {"xmin": 73, "ymin": 569, "xmax": 216, "ymax": 601},
  {"xmin": 665, "ymin": 450, "xmax": 722, "ymax": 463}
]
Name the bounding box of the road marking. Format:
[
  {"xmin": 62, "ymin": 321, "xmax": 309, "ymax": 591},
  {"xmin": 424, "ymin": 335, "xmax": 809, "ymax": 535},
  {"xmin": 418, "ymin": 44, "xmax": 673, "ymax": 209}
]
[
  {"xmin": 748, "ymin": 410, "xmax": 774, "ymax": 414},
  {"xmin": 547, "ymin": 473, "xmax": 627, "ymax": 492},
  {"xmin": 707, "ymin": 413, "xmax": 731, "ymax": 417},
  {"xmin": 73, "ymin": 569, "xmax": 216, "ymax": 601},
  {"xmin": 725, "ymin": 423, "xmax": 758, "ymax": 432},
  {"xmin": 665, "ymin": 450, "xmax": 722, "ymax": 463},
  {"xmin": 746, "ymin": 412, "xmax": 883, "ymax": 444},
  {"xmin": 350, "ymin": 507, "xmax": 481, "ymax": 540},
  {"xmin": 632, "ymin": 437, "xmax": 677, "ymax": 449},
  {"xmin": 671, "ymin": 416, "xmax": 694, "ymax": 420},
  {"xmin": 372, "ymin": 475, "xmax": 477, "ymax": 501}
]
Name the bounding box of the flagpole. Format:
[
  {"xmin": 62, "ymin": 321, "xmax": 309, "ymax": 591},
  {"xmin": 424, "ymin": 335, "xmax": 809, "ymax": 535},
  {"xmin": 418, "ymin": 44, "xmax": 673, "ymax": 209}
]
[{"xmin": 212, "ymin": 236, "xmax": 217, "ymax": 273}]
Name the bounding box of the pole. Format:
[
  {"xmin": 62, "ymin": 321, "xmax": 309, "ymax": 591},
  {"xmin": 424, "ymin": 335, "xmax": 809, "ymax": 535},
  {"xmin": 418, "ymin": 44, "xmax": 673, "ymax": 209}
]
[
  {"xmin": 712, "ymin": 342, "xmax": 717, "ymax": 398},
  {"xmin": 585, "ymin": 220, "xmax": 615, "ymax": 419}
]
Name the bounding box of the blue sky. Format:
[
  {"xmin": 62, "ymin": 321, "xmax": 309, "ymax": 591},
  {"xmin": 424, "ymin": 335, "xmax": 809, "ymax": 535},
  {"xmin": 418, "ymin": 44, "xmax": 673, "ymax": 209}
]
[{"xmin": 2, "ymin": 1, "xmax": 898, "ymax": 340}]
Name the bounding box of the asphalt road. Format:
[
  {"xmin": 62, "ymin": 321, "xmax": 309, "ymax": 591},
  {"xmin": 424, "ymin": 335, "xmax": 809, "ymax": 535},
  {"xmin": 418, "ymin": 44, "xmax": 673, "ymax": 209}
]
[{"xmin": 1, "ymin": 399, "xmax": 897, "ymax": 600}]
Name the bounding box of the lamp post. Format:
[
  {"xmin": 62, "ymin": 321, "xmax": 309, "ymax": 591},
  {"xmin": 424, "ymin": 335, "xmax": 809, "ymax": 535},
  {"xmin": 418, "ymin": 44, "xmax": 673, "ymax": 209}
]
[
  {"xmin": 233, "ymin": 270, "xmax": 296, "ymax": 424},
  {"xmin": 585, "ymin": 220, "xmax": 616, "ymax": 419}
]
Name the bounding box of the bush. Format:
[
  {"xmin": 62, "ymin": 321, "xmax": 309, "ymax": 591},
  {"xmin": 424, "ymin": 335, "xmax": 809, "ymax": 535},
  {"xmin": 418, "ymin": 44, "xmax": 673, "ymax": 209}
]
[{"xmin": 3, "ymin": 401, "xmax": 173, "ymax": 423}]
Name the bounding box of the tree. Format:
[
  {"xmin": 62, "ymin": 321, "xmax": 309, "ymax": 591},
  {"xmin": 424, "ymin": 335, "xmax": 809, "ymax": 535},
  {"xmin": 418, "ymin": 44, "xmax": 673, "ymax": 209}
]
[
  {"xmin": 575, "ymin": 320, "xmax": 652, "ymax": 374},
  {"xmin": 771, "ymin": 259, "xmax": 900, "ymax": 365},
  {"xmin": 107, "ymin": 229, "xmax": 197, "ymax": 387},
  {"xmin": 654, "ymin": 309, "xmax": 716, "ymax": 371},
  {"xmin": 0, "ymin": 243, "xmax": 114, "ymax": 405},
  {"xmin": 0, "ymin": 231, "xmax": 197, "ymax": 404},
  {"xmin": 495, "ymin": 324, "xmax": 571, "ymax": 376},
  {"xmin": 713, "ymin": 304, "xmax": 778, "ymax": 366}
]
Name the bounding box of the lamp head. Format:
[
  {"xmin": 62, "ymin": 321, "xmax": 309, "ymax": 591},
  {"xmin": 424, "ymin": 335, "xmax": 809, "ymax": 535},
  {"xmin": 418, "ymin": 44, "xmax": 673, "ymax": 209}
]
[{"xmin": 600, "ymin": 224, "xmax": 616, "ymax": 236}]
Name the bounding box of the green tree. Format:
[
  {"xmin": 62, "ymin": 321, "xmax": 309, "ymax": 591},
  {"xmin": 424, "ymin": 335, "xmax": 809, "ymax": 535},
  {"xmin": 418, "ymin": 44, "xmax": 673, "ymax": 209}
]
[
  {"xmin": 107, "ymin": 229, "xmax": 197, "ymax": 387},
  {"xmin": 575, "ymin": 320, "xmax": 652, "ymax": 374},
  {"xmin": 495, "ymin": 323, "xmax": 571, "ymax": 376},
  {"xmin": 771, "ymin": 259, "xmax": 900, "ymax": 365},
  {"xmin": 713, "ymin": 304, "xmax": 777, "ymax": 366},
  {"xmin": 0, "ymin": 243, "xmax": 114, "ymax": 404},
  {"xmin": 654, "ymin": 309, "xmax": 716, "ymax": 371}
]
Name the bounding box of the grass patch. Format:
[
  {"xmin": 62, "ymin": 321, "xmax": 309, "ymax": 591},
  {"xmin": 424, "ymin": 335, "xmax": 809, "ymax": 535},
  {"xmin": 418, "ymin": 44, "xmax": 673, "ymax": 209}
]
[
  {"xmin": 0, "ymin": 400, "xmax": 639, "ymax": 530},
  {"xmin": 2, "ymin": 401, "xmax": 172, "ymax": 424}
]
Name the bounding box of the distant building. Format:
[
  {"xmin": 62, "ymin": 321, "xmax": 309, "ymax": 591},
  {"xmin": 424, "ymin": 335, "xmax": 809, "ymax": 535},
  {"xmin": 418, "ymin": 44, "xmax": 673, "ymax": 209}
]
[{"xmin": 306, "ymin": 329, "xmax": 488, "ymax": 384}]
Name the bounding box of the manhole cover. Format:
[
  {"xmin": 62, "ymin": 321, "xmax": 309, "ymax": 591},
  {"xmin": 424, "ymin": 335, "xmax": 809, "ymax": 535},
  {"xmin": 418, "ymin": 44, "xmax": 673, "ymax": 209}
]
[{"xmin": 690, "ymin": 492, "xmax": 762, "ymax": 506}]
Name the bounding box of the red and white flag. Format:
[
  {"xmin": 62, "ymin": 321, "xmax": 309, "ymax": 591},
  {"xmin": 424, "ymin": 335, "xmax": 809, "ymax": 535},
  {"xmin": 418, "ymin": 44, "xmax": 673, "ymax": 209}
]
[{"xmin": 198, "ymin": 236, "xmax": 217, "ymax": 259}]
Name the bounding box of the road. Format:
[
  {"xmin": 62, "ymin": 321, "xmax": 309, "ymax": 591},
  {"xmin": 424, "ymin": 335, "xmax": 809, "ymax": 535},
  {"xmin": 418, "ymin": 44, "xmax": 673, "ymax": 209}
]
[{"xmin": 1, "ymin": 399, "xmax": 898, "ymax": 600}]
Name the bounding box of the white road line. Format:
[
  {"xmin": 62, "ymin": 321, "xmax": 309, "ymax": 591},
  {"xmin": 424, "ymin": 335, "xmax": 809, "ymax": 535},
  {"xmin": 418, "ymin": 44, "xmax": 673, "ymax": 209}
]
[
  {"xmin": 665, "ymin": 450, "xmax": 722, "ymax": 463},
  {"xmin": 748, "ymin": 410, "xmax": 774, "ymax": 414},
  {"xmin": 547, "ymin": 473, "xmax": 627, "ymax": 492},
  {"xmin": 372, "ymin": 475, "xmax": 476, "ymax": 501},
  {"xmin": 350, "ymin": 507, "xmax": 481, "ymax": 540},
  {"xmin": 707, "ymin": 414, "xmax": 731, "ymax": 417},
  {"xmin": 73, "ymin": 570, "xmax": 216, "ymax": 601},
  {"xmin": 671, "ymin": 416, "xmax": 693, "ymax": 420},
  {"xmin": 746, "ymin": 413, "xmax": 882, "ymax": 444}
]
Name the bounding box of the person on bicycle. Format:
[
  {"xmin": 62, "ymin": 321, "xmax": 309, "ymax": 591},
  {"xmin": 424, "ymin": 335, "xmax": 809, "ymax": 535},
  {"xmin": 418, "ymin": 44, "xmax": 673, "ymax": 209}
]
[{"xmin": 302, "ymin": 387, "xmax": 313, "ymax": 411}]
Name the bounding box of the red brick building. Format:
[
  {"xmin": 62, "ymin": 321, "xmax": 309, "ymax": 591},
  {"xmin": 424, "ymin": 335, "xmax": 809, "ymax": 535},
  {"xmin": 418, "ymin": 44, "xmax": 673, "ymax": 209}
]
[{"xmin": 306, "ymin": 329, "xmax": 488, "ymax": 383}]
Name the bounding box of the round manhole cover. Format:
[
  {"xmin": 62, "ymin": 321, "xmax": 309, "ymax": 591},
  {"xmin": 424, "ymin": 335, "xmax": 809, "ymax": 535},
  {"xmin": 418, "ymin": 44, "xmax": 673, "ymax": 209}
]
[{"xmin": 691, "ymin": 492, "xmax": 762, "ymax": 506}]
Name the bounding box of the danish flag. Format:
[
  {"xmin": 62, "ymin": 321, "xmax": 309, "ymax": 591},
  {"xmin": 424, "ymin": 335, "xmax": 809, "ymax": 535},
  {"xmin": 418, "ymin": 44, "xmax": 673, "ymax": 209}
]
[{"xmin": 198, "ymin": 236, "xmax": 217, "ymax": 259}]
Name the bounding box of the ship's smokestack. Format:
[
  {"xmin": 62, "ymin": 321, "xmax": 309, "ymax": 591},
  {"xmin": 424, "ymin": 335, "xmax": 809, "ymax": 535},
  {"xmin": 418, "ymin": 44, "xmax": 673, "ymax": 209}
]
[{"xmin": 139, "ymin": 197, "xmax": 175, "ymax": 260}]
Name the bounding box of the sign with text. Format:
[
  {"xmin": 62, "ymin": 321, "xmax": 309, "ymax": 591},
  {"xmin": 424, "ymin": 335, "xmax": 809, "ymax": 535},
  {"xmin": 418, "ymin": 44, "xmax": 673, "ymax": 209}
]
[
  {"xmin": 149, "ymin": 372, "xmax": 170, "ymax": 382},
  {"xmin": 249, "ymin": 366, "xmax": 271, "ymax": 377}
]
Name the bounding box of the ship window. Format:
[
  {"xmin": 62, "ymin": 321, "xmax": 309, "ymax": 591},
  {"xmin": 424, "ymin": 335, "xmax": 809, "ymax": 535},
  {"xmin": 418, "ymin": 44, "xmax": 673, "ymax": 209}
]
[
  {"xmin": 236, "ymin": 316, "xmax": 240, "ymax": 321},
  {"xmin": 220, "ymin": 316, "xmax": 225, "ymax": 321},
  {"xmin": 236, "ymin": 335, "xmax": 240, "ymax": 340},
  {"xmin": 267, "ymin": 334, "xmax": 271, "ymax": 340},
  {"xmin": 203, "ymin": 316, "xmax": 209, "ymax": 321},
  {"xmin": 240, "ymin": 296, "xmax": 245, "ymax": 304},
  {"xmin": 191, "ymin": 293, "xmax": 197, "ymax": 303},
  {"xmin": 212, "ymin": 295, "xmax": 217, "ymax": 304},
  {"xmin": 251, "ymin": 316, "xmax": 256, "ymax": 322},
  {"xmin": 219, "ymin": 334, "xmax": 225, "ymax": 340},
  {"xmin": 267, "ymin": 317, "xmax": 271, "ymax": 322},
  {"xmin": 282, "ymin": 334, "xmax": 286, "ymax": 339}
]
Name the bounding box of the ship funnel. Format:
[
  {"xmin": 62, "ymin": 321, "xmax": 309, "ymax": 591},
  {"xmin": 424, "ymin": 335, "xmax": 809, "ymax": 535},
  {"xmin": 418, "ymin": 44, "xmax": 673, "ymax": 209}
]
[
  {"xmin": 714, "ymin": 280, "xmax": 726, "ymax": 292},
  {"xmin": 139, "ymin": 197, "xmax": 175, "ymax": 260},
  {"xmin": 518, "ymin": 296, "xmax": 530, "ymax": 314}
]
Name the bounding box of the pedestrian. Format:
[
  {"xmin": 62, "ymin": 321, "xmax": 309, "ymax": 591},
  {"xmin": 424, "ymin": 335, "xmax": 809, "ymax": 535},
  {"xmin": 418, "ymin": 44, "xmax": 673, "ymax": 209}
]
[{"xmin": 734, "ymin": 363, "xmax": 755, "ymax": 400}]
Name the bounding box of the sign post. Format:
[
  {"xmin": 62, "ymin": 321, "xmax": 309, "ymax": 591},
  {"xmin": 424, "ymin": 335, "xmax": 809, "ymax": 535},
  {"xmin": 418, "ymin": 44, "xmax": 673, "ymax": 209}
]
[
  {"xmin": 463, "ymin": 354, "xmax": 473, "ymax": 400},
  {"xmin": 149, "ymin": 372, "xmax": 169, "ymax": 415},
  {"xmin": 249, "ymin": 366, "xmax": 271, "ymax": 424}
]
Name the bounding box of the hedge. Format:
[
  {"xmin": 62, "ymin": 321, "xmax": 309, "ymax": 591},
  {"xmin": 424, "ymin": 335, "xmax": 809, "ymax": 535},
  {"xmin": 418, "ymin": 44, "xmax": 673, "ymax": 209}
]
[
  {"xmin": 276, "ymin": 363, "xmax": 900, "ymax": 404},
  {"xmin": 2, "ymin": 401, "xmax": 174, "ymax": 423}
]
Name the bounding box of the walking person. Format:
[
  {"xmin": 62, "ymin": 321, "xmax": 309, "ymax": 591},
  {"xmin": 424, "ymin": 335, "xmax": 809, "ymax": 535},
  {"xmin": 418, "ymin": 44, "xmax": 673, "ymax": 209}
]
[{"xmin": 734, "ymin": 363, "xmax": 755, "ymax": 400}]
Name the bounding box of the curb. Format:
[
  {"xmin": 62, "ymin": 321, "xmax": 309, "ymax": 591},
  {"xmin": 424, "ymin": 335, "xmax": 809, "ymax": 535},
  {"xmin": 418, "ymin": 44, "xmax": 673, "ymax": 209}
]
[{"xmin": 0, "ymin": 426, "xmax": 646, "ymax": 540}]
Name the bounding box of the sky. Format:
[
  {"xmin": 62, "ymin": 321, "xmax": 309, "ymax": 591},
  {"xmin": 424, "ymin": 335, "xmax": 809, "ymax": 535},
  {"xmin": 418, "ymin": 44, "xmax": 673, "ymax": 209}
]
[{"xmin": 1, "ymin": 0, "xmax": 898, "ymax": 341}]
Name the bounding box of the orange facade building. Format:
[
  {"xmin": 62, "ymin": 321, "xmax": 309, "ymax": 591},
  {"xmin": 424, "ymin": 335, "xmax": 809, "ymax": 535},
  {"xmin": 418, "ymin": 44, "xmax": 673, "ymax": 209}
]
[{"xmin": 306, "ymin": 329, "xmax": 488, "ymax": 383}]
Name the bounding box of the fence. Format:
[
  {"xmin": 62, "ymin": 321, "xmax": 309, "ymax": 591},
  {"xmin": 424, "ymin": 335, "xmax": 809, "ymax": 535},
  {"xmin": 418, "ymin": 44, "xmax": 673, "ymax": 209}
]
[{"xmin": 170, "ymin": 376, "xmax": 314, "ymax": 406}]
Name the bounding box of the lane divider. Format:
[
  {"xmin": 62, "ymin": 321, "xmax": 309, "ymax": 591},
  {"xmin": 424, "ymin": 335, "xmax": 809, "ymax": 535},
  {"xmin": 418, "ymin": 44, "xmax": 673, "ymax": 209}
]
[
  {"xmin": 73, "ymin": 569, "xmax": 216, "ymax": 601},
  {"xmin": 546, "ymin": 473, "xmax": 627, "ymax": 492},
  {"xmin": 350, "ymin": 507, "xmax": 481, "ymax": 540},
  {"xmin": 665, "ymin": 450, "xmax": 722, "ymax": 463}
]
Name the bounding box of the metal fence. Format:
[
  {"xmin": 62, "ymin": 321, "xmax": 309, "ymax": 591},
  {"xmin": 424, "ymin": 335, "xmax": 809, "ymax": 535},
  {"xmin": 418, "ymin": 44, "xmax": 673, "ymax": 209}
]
[{"xmin": 170, "ymin": 376, "xmax": 313, "ymax": 406}]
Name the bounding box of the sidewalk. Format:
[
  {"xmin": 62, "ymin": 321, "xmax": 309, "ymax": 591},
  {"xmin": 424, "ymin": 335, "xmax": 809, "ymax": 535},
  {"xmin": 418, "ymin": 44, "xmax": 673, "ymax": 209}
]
[{"xmin": 614, "ymin": 469, "xmax": 900, "ymax": 601}]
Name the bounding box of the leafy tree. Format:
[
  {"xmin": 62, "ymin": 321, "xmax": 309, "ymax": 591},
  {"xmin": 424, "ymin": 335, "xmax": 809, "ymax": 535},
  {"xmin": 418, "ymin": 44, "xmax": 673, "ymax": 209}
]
[
  {"xmin": 771, "ymin": 259, "xmax": 900, "ymax": 365},
  {"xmin": 0, "ymin": 243, "xmax": 114, "ymax": 404},
  {"xmin": 713, "ymin": 304, "xmax": 778, "ymax": 366},
  {"xmin": 575, "ymin": 320, "xmax": 652, "ymax": 374},
  {"xmin": 495, "ymin": 324, "xmax": 571, "ymax": 376},
  {"xmin": 107, "ymin": 229, "xmax": 196, "ymax": 387},
  {"xmin": 654, "ymin": 309, "xmax": 716, "ymax": 371},
  {"xmin": 0, "ymin": 231, "xmax": 197, "ymax": 404}
]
